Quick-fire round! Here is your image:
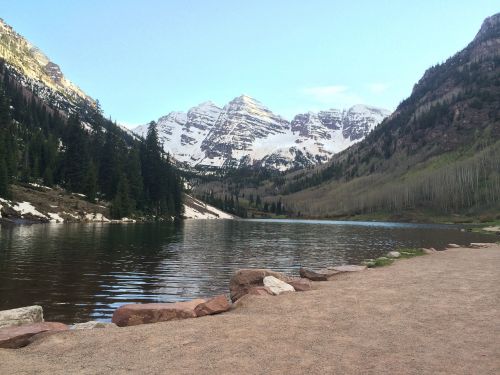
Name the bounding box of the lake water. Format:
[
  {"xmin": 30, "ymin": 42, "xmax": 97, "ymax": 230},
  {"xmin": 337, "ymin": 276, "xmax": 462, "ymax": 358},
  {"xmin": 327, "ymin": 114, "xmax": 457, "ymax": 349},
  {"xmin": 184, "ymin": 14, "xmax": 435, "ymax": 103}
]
[{"xmin": 0, "ymin": 219, "xmax": 493, "ymax": 323}]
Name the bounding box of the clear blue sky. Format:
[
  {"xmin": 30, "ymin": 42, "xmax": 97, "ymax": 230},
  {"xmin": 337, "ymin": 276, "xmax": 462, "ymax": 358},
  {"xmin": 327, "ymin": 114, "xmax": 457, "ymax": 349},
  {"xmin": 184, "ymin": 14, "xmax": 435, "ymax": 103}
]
[{"xmin": 1, "ymin": 1, "xmax": 498, "ymax": 125}]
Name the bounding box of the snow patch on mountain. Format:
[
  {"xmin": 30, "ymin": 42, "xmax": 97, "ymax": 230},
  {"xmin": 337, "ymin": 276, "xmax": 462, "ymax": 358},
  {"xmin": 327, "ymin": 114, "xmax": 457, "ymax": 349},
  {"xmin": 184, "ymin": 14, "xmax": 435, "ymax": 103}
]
[{"xmin": 183, "ymin": 195, "xmax": 234, "ymax": 219}]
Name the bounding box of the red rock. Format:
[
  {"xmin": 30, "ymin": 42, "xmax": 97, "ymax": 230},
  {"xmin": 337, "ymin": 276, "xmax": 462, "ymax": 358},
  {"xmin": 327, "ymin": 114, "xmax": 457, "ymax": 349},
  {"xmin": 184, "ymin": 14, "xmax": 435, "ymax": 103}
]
[
  {"xmin": 0, "ymin": 322, "xmax": 68, "ymax": 349},
  {"xmin": 229, "ymin": 269, "xmax": 286, "ymax": 302},
  {"xmin": 286, "ymin": 277, "xmax": 312, "ymax": 291},
  {"xmin": 112, "ymin": 299, "xmax": 206, "ymax": 327},
  {"xmin": 194, "ymin": 295, "xmax": 231, "ymax": 317}
]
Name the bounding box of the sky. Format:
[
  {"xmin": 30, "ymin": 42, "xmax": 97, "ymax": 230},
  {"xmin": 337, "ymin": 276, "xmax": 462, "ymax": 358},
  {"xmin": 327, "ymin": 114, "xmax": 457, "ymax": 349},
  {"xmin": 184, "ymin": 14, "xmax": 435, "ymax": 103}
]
[{"xmin": 1, "ymin": 1, "xmax": 498, "ymax": 126}]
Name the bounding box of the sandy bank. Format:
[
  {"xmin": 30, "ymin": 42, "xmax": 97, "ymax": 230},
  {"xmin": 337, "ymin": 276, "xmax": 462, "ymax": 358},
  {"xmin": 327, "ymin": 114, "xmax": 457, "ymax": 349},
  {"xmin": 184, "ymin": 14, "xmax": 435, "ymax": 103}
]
[{"xmin": 1, "ymin": 245, "xmax": 499, "ymax": 375}]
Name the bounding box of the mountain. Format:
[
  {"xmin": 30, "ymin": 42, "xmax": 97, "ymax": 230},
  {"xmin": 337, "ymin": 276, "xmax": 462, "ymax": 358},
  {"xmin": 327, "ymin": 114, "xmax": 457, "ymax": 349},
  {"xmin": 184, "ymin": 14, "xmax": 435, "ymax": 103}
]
[
  {"xmin": 0, "ymin": 18, "xmax": 184, "ymax": 221},
  {"xmin": 134, "ymin": 95, "xmax": 390, "ymax": 171},
  {"xmin": 0, "ymin": 18, "xmax": 95, "ymax": 118},
  {"xmin": 264, "ymin": 13, "xmax": 500, "ymax": 219},
  {"xmin": 192, "ymin": 13, "xmax": 500, "ymax": 221}
]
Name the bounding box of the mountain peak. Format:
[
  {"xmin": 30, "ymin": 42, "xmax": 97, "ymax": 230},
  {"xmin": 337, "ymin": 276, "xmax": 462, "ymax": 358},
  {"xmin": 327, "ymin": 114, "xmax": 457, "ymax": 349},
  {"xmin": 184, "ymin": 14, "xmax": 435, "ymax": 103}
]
[
  {"xmin": 0, "ymin": 18, "xmax": 95, "ymax": 116},
  {"xmin": 191, "ymin": 100, "xmax": 221, "ymax": 111},
  {"xmin": 230, "ymin": 94, "xmax": 260, "ymax": 105},
  {"xmin": 474, "ymin": 12, "xmax": 500, "ymax": 42}
]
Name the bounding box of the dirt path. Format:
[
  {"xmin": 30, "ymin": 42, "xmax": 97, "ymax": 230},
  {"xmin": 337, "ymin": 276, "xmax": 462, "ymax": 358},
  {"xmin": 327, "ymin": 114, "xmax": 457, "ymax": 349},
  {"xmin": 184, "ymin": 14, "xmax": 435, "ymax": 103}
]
[{"xmin": 1, "ymin": 245, "xmax": 499, "ymax": 375}]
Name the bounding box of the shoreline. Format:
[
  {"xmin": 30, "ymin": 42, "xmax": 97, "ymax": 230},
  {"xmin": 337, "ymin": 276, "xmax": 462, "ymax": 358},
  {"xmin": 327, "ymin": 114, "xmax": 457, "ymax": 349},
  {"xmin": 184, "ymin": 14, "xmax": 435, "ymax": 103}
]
[{"xmin": 1, "ymin": 243, "xmax": 499, "ymax": 374}]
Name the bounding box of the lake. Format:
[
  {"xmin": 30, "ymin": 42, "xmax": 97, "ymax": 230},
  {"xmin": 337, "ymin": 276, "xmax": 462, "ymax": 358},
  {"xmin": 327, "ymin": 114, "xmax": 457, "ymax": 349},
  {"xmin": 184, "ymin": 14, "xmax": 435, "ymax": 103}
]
[{"xmin": 0, "ymin": 219, "xmax": 493, "ymax": 323}]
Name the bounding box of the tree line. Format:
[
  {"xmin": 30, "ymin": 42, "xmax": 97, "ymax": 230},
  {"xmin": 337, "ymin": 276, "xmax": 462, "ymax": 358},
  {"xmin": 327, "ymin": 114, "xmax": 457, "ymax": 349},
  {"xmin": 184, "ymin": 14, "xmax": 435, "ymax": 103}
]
[{"xmin": 0, "ymin": 62, "xmax": 183, "ymax": 219}]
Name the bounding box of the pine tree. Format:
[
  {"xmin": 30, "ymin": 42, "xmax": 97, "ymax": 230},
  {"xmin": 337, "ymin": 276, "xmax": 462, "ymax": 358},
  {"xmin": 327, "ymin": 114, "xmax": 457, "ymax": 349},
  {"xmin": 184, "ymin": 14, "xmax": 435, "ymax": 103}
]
[
  {"xmin": 143, "ymin": 121, "xmax": 163, "ymax": 212},
  {"xmin": 99, "ymin": 129, "xmax": 122, "ymax": 198},
  {"xmin": 111, "ymin": 175, "xmax": 131, "ymax": 219},
  {"xmin": 127, "ymin": 145, "xmax": 144, "ymax": 209},
  {"xmin": 64, "ymin": 115, "xmax": 89, "ymax": 192},
  {"xmin": 84, "ymin": 162, "xmax": 98, "ymax": 202},
  {"xmin": 0, "ymin": 157, "xmax": 10, "ymax": 198}
]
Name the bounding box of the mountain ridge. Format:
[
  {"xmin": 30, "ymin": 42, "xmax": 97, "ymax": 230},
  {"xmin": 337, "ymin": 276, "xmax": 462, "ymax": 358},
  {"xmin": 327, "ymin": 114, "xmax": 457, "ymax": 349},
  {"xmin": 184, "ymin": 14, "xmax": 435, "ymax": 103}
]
[
  {"xmin": 258, "ymin": 12, "xmax": 500, "ymax": 219},
  {"xmin": 133, "ymin": 95, "xmax": 390, "ymax": 171},
  {"xmin": 0, "ymin": 18, "xmax": 96, "ymax": 118}
]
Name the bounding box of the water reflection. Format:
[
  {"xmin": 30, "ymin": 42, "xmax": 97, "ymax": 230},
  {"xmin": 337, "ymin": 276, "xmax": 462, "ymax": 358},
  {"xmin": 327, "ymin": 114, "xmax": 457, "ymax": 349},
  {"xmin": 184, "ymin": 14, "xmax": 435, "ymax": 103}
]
[{"xmin": 0, "ymin": 220, "xmax": 493, "ymax": 323}]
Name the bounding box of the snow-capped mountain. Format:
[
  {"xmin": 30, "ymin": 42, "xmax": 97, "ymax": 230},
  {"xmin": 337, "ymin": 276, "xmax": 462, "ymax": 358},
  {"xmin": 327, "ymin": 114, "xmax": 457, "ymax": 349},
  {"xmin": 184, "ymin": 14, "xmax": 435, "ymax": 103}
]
[
  {"xmin": 0, "ymin": 18, "xmax": 96, "ymax": 117},
  {"xmin": 134, "ymin": 96, "xmax": 390, "ymax": 171}
]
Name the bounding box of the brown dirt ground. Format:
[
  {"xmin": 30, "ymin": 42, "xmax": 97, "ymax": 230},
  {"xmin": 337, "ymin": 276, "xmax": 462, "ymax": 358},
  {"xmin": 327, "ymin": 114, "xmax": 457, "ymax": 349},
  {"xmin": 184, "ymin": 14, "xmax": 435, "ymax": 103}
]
[{"xmin": 1, "ymin": 245, "xmax": 499, "ymax": 375}]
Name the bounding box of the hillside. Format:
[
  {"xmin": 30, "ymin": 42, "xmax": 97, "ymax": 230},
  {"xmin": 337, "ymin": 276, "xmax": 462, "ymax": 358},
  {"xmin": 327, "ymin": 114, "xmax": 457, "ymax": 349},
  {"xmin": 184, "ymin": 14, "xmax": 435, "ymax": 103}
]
[
  {"xmin": 278, "ymin": 13, "xmax": 500, "ymax": 220},
  {"xmin": 0, "ymin": 19, "xmax": 184, "ymax": 221},
  {"xmin": 193, "ymin": 13, "xmax": 500, "ymax": 222}
]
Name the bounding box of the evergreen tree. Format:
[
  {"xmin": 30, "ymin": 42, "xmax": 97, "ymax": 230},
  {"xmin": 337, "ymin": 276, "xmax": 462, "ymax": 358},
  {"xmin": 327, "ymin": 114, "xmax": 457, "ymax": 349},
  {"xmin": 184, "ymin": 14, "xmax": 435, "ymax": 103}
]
[
  {"xmin": 0, "ymin": 157, "xmax": 10, "ymax": 198},
  {"xmin": 84, "ymin": 162, "xmax": 98, "ymax": 202},
  {"xmin": 64, "ymin": 115, "xmax": 89, "ymax": 192},
  {"xmin": 143, "ymin": 121, "xmax": 163, "ymax": 212},
  {"xmin": 111, "ymin": 175, "xmax": 131, "ymax": 219},
  {"xmin": 126, "ymin": 145, "xmax": 144, "ymax": 209},
  {"xmin": 99, "ymin": 130, "xmax": 120, "ymax": 198}
]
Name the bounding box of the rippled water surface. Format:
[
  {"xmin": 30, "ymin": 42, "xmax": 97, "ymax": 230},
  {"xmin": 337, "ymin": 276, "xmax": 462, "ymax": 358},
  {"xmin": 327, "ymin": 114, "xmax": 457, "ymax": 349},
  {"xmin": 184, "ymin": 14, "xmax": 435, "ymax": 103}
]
[{"xmin": 0, "ymin": 219, "xmax": 492, "ymax": 323}]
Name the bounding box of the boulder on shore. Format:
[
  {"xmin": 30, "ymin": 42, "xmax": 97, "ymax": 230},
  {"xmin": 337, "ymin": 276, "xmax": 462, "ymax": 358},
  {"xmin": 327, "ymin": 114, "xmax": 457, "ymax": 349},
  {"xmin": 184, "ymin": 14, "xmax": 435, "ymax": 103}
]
[
  {"xmin": 299, "ymin": 267, "xmax": 340, "ymax": 281},
  {"xmin": 194, "ymin": 295, "xmax": 231, "ymax": 317},
  {"xmin": 469, "ymin": 243, "xmax": 492, "ymax": 248},
  {"xmin": 263, "ymin": 276, "xmax": 295, "ymax": 295},
  {"xmin": 387, "ymin": 251, "xmax": 401, "ymax": 258},
  {"xmin": 328, "ymin": 265, "xmax": 367, "ymax": 272},
  {"xmin": 0, "ymin": 305, "xmax": 44, "ymax": 329},
  {"xmin": 246, "ymin": 286, "xmax": 274, "ymax": 297},
  {"xmin": 286, "ymin": 277, "xmax": 312, "ymax": 292},
  {"xmin": 229, "ymin": 269, "xmax": 287, "ymax": 302},
  {"xmin": 112, "ymin": 299, "xmax": 206, "ymax": 327},
  {"xmin": 0, "ymin": 322, "xmax": 68, "ymax": 349},
  {"xmin": 447, "ymin": 243, "xmax": 461, "ymax": 248},
  {"xmin": 422, "ymin": 248, "xmax": 437, "ymax": 254}
]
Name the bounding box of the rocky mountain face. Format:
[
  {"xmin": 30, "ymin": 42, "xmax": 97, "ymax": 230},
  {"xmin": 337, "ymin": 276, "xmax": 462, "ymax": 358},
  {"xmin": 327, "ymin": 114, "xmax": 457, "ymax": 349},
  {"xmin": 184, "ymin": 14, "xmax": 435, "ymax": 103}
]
[
  {"xmin": 0, "ymin": 18, "xmax": 95, "ymax": 118},
  {"xmin": 134, "ymin": 96, "xmax": 390, "ymax": 171}
]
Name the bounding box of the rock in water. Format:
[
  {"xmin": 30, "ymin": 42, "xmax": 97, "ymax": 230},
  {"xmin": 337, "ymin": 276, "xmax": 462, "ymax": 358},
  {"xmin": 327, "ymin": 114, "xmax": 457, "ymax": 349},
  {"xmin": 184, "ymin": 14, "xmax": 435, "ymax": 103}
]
[
  {"xmin": 328, "ymin": 265, "xmax": 367, "ymax": 272},
  {"xmin": 263, "ymin": 276, "xmax": 295, "ymax": 295},
  {"xmin": 71, "ymin": 321, "xmax": 117, "ymax": 330},
  {"xmin": 229, "ymin": 269, "xmax": 287, "ymax": 302},
  {"xmin": 0, "ymin": 305, "xmax": 44, "ymax": 329},
  {"xmin": 286, "ymin": 277, "xmax": 312, "ymax": 291},
  {"xmin": 387, "ymin": 251, "xmax": 401, "ymax": 258},
  {"xmin": 0, "ymin": 322, "xmax": 68, "ymax": 349},
  {"xmin": 111, "ymin": 299, "xmax": 206, "ymax": 327},
  {"xmin": 194, "ymin": 295, "xmax": 231, "ymax": 317}
]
